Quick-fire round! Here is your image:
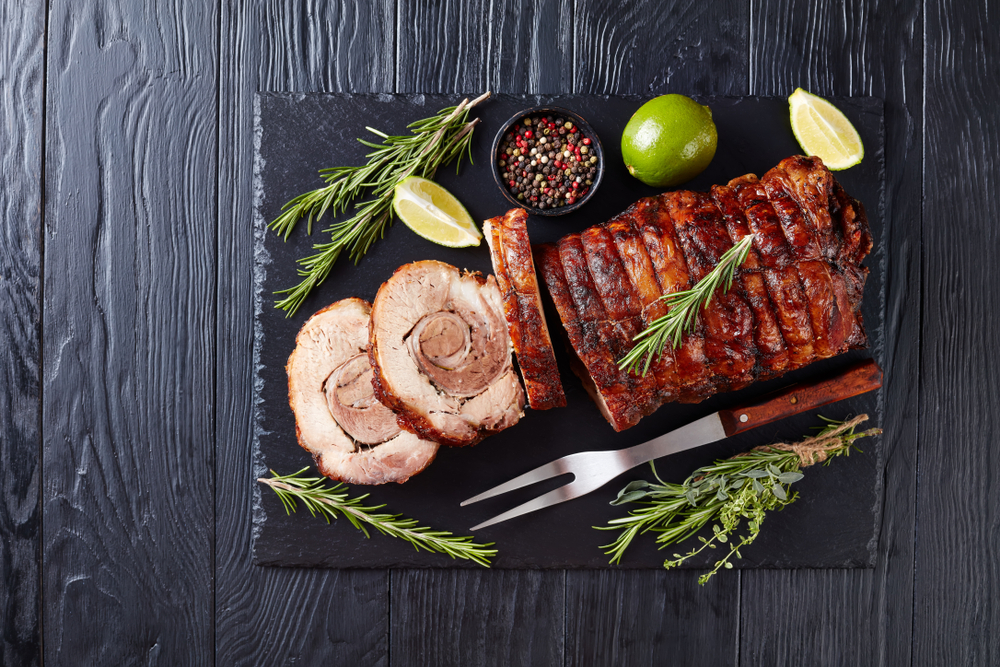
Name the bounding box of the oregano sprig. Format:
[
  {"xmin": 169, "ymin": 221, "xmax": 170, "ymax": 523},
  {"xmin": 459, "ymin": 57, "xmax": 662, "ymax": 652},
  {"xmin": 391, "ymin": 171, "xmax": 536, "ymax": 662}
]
[
  {"xmin": 268, "ymin": 92, "xmax": 491, "ymax": 316},
  {"xmin": 259, "ymin": 468, "xmax": 498, "ymax": 567},
  {"xmin": 596, "ymin": 415, "xmax": 881, "ymax": 583},
  {"xmin": 618, "ymin": 234, "xmax": 753, "ymax": 376}
]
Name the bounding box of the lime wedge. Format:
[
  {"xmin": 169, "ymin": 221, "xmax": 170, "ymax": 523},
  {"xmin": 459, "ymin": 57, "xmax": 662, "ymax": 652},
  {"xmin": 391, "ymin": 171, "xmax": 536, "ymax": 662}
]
[
  {"xmin": 392, "ymin": 176, "xmax": 481, "ymax": 248},
  {"xmin": 788, "ymin": 88, "xmax": 864, "ymax": 170}
]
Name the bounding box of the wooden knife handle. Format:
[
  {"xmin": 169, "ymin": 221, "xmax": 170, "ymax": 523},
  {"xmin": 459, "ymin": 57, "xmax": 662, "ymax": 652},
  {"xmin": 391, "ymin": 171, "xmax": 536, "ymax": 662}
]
[{"xmin": 718, "ymin": 359, "xmax": 883, "ymax": 438}]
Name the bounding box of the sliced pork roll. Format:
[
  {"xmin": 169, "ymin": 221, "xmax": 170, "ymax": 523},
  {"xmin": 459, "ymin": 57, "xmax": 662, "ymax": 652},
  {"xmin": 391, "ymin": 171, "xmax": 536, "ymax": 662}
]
[
  {"xmin": 369, "ymin": 260, "xmax": 526, "ymax": 447},
  {"xmin": 287, "ymin": 298, "xmax": 438, "ymax": 485},
  {"xmin": 537, "ymin": 156, "xmax": 872, "ymax": 431},
  {"xmin": 484, "ymin": 208, "xmax": 566, "ymax": 410}
]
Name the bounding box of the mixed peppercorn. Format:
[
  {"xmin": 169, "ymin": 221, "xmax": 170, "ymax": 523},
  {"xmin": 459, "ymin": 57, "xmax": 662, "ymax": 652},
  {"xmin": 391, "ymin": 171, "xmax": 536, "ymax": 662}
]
[{"xmin": 497, "ymin": 113, "xmax": 599, "ymax": 211}]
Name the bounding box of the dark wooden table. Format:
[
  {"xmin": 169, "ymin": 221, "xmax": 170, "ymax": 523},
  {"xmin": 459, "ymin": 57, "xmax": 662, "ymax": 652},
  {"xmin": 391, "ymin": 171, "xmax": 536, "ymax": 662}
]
[{"xmin": 2, "ymin": 1, "xmax": 997, "ymax": 664}]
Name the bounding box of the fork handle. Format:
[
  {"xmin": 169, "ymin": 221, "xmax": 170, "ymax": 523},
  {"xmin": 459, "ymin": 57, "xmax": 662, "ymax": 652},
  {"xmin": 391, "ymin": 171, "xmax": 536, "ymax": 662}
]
[{"xmin": 717, "ymin": 359, "xmax": 882, "ymax": 438}]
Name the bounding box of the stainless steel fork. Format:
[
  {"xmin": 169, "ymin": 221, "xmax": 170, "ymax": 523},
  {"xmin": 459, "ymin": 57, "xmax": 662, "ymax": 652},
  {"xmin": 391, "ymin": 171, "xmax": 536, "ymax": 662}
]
[{"xmin": 461, "ymin": 359, "xmax": 882, "ymax": 531}]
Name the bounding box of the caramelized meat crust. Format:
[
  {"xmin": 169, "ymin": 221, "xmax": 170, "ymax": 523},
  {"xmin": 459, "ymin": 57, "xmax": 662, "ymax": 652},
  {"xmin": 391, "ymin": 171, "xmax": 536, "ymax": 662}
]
[
  {"xmin": 484, "ymin": 208, "xmax": 567, "ymax": 410},
  {"xmin": 536, "ymin": 156, "xmax": 873, "ymax": 431}
]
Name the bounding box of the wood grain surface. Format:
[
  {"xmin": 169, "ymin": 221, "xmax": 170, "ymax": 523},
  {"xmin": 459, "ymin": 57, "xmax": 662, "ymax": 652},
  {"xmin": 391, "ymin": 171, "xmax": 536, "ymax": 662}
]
[
  {"xmin": 2, "ymin": 0, "xmax": 997, "ymax": 664},
  {"xmin": 741, "ymin": 1, "xmax": 923, "ymax": 664},
  {"xmin": 391, "ymin": 5, "xmax": 571, "ymax": 662},
  {"xmin": 0, "ymin": 2, "xmax": 43, "ymax": 666},
  {"xmin": 562, "ymin": 2, "xmax": 747, "ymax": 662},
  {"xmin": 41, "ymin": 2, "xmax": 216, "ymax": 664},
  {"xmin": 914, "ymin": 0, "xmax": 1000, "ymax": 663},
  {"xmin": 215, "ymin": 2, "xmax": 393, "ymax": 665}
]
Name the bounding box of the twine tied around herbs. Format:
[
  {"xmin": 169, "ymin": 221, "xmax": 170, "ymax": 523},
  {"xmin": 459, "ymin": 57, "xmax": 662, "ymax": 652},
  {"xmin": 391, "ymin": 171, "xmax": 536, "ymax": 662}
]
[{"xmin": 749, "ymin": 414, "xmax": 881, "ymax": 467}]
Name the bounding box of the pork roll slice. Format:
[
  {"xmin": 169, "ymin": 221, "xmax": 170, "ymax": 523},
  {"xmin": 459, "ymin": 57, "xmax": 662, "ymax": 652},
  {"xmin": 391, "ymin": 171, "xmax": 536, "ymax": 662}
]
[
  {"xmin": 369, "ymin": 260, "xmax": 526, "ymax": 447},
  {"xmin": 287, "ymin": 298, "xmax": 439, "ymax": 485},
  {"xmin": 537, "ymin": 156, "xmax": 872, "ymax": 431},
  {"xmin": 484, "ymin": 208, "xmax": 566, "ymax": 410}
]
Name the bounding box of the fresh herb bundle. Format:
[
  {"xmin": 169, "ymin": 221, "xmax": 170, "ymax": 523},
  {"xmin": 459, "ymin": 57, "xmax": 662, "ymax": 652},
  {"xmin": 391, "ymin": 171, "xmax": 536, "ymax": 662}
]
[
  {"xmin": 596, "ymin": 415, "xmax": 880, "ymax": 583},
  {"xmin": 259, "ymin": 468, "xmax": 497, "ymax": 567},
  {"xmin": 618, "ymin": 234, "xmax": 753, "ymax": 376},
  {"xmin": 269, "ymin": 92, "xmax": 491, "ymax": 316}
]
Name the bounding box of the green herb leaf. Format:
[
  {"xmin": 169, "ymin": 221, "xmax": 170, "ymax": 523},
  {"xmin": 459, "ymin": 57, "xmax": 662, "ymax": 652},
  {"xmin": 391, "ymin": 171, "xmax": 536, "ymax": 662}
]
[
  {"xmin": 259, "ymin": 468, "xmax": 497, "ymax": 567},
  {"xmin": 268, "ymin": 92, "xmax": 491, "ymax": 316},
  {"xmin": 597, "ymin": 416, "xmax": 881, "ymax": 580},
  {"xmin": 612, "ymin": 490, "xmax": 652, "ymax": 506}
]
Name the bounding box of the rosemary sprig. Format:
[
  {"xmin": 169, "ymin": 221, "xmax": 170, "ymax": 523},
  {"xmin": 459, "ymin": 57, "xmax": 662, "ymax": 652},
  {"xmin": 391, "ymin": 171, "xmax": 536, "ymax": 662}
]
[
  {"xmin": 269, "ymin": 91, "xmax": 491, "ymax": 316},
  {"xmin": 619, "ymin": 234, "xmax": 754, "ymax": 376},
  {"xmin": 596, "ymin": 416, "xmax": 881, "ymax": 583},
  {"xmin": 259, "ymin": 468, "xmax": 497, "ymax": 567}
]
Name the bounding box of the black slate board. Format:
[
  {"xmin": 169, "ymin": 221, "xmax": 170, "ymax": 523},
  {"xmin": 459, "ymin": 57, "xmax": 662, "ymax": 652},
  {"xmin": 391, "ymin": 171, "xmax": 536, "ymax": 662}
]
[{"xmin": 252, "ymin": 93, "xmax": 885, "ymax": 569}]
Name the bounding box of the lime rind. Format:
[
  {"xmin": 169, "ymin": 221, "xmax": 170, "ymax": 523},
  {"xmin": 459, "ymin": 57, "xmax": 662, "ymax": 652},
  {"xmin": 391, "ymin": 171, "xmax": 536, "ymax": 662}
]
[
  {"xmin": 392, "ymin": 176, "xmax": 481, "ymax": 248},
  {"xmin": 788, "ymin": 88, "xmax": 864, "ymax": 170},
  {"xmin": 621, "ymin": 95, "xmax": 718, "ymax": 187}
]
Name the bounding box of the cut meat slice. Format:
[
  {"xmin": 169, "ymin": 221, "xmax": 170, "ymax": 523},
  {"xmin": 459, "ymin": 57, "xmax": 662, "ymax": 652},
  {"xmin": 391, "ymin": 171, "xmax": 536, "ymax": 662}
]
[
  {"xmin": 369, "ymin": 260, "xmax": 525, "ymax": 447},
  {"xmin": 484, "ymin": 208, "xmax": 566, "ymax": 410},
  {"xmin": 286, "ymin": 298, "xmax": 438, "ymax": 485}
]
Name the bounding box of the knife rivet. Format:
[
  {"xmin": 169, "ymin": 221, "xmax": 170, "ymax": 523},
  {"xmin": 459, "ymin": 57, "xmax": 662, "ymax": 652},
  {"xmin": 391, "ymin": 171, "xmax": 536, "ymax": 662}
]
[
  {"xmin": 790, "ymin": 396, "xmax": 798, "ymax": 404},
  {"xmin": 739, "ymin": 413, "xmax": 748, "ymax": 423}
]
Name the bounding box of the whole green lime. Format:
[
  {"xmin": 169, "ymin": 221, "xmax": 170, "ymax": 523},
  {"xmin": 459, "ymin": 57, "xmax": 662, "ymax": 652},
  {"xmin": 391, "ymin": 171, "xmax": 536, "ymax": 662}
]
[{"xmin": 621, "ymin": 95, "xmax": 718, "ymax": 187}]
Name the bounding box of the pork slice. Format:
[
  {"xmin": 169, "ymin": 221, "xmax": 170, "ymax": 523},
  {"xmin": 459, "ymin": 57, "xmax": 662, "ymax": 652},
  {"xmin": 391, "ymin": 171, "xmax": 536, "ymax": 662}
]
[
  {"xmin": 484, "ymin": 208, "xmax": 566, "ymax": 410},
  {"xmin": 369, "ymin": 260, "xmax": 525, "ymax": 447},
  {"xmin": 286, "ymin": 298, "xmax": 438, "ymax": 485}
]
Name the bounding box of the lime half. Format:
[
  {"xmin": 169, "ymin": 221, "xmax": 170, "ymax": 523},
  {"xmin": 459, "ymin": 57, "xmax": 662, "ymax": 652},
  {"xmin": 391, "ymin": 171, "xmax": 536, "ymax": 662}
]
[
  {"xmin": 393, "ymin": 176, "xmax": 481, "ymax": 248},
  {"xmin": 788, "ymin": 88, "xmax": 864, "ymax": 170}
]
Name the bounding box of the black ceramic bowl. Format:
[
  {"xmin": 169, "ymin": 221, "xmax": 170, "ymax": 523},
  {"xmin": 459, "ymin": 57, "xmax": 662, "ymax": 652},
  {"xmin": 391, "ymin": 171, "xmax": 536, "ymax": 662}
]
[{"xmin": 490, "ymin": 106, "xmax": 605, "ymax": 216}]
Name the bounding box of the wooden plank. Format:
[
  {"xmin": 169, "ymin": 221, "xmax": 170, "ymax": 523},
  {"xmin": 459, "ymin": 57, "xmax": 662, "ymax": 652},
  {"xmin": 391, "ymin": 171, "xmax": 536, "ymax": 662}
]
[
  {"xmin": 40, "ymin": 1, "xmax": 217, "ymax": 663},
  {"xmin": 573, "ymin": 0, "xmax": 748, "ymax": 96},
  {"xmin": 396, "ymin": 0, "xmax": 573, "ymax": 94},
  {"xmin": 565, "ymin": 571, "xmax": 737, "ymax": 666},
  {"xmin": 564, "ymin": 1, "xmax": 747, "ymax": 664},
  {"xmin": 389, "ymin": 2, "xmax": 571, "ymax": 663},
  {"xmin": 0, "ymin": 2, "xmax": 44, "ymax": 665},
  {"xmin": 391, "ymin": 571, "xmax": 564, "ymax": 667},
  {"xmin": 740, "ymin": 0, "xmax": 922, "ymax": 664},
  {"xmin": 912, "ymin": 0, "xmax": 1000, "ymax": 663},
  {"xmin": 214, "ymin": 1, "xmax": 395, "ymax": 664}
]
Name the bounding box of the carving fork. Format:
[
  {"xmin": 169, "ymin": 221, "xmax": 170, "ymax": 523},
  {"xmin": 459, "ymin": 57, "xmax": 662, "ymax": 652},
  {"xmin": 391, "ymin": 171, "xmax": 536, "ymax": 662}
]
[{"xmin": 461, "ymin": 360, "xmax": 882, "ymax": 531}]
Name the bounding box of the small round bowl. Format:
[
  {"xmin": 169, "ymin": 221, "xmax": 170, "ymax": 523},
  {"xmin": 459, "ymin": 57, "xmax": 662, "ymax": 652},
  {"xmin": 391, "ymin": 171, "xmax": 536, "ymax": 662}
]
[{"xmin": 490, "ymin": 106, "xmax": 605, "ymax": 216}]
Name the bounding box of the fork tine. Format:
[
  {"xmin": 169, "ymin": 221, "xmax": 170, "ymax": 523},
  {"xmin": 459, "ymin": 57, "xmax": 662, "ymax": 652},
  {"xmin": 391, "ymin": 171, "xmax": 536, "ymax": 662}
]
[
  {"xmin": 469, "ymin": 482, "xmax": 585, "ymax": 532},
  {"xmin": 459, "ymin": 458, "xmax": 568, "ymax": 507}
]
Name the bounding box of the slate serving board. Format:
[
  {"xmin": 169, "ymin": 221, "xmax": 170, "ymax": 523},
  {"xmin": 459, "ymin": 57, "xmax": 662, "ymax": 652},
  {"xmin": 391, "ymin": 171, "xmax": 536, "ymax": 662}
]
[{"xmin": 252, "ymin": 93, "xmax": 885, "ymax": 569}]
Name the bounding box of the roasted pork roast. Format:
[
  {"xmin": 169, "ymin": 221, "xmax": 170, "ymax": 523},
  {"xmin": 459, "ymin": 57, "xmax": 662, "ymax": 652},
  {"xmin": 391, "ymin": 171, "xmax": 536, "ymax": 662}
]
[
  {"xmin": 368, "ymin": 260, "xmax": 526, "ymax": 447},
  {"xmin": 287, "ymin": 298, "xmax": 439, "ymax": 484},
  {"xmin": 485, "ymin": 208, "xmax": 567, "ymax": 410},
  {"xmin": 536, "ymin": 156, "xmax": 872, "ymax": 431}
]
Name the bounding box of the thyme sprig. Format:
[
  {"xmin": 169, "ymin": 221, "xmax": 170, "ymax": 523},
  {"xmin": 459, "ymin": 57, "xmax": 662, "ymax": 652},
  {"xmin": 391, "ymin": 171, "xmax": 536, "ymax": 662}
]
[
  {"xmin": 596, "ymin": 416, "xmax": 881, "ymax": 583},
  {"xmin": 259, "ymin": 468, "xmax": 497, "ymax": 567},
  {"xmin": 619, "ymin": 234, "xmax": 753, "ymax": 376},
  {"xmin": 269, "ymin": 91, "xmax": 491, "ymax": 316}
]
